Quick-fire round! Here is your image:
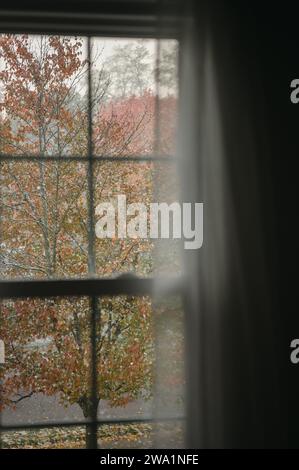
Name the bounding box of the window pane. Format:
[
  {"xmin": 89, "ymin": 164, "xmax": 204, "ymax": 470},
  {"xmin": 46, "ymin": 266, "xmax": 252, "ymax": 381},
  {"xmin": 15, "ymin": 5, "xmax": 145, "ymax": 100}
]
[
  {"xmin": 0, "ymin": 35, "xmax": 88, "ymax": 157},
  {"xmin": 154, "ymin": 295, "xmax": 185, "ymax": 416},
  {"xmin": 94, "ymin": 160, "xmax": 153, "ymax": 277},
  {"xmin": 91, "ymin": 38, "xmax": 178, "ymax": 157},
  {"xmin": 152, "ymin": 160, "xmax": 182, "ymax": 275},
  {"xmin": 91, "ymin": 38, "xmax": 155, "ymax": 158},
  {"xmin": 97, "ymin": 295, "xmax": 153, "ymax": 419},
  {"xmin": 0, "ymin": 160, "xmax": 89, "ymax": 279},
  {"xmin": 156, "ymin": 39, "xmax": 179, "ymax": 157},
  {"xmin": 153, "ymin": 295, "xmax": 186, "ymax": 448},
  {"xmin": 98, "ymin": 423, "xmax": 154, "ymax": 449},
  {"xmin": 94, "ymin": 160, "xmax": 182, "ymax": 277},
  {"xmin": 0, "ymin": 297, "xmax": 91, "ymax": 427}
]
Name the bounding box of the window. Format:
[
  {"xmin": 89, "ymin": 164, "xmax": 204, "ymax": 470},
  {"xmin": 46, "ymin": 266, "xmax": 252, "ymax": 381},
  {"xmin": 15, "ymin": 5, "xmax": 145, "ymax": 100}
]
[{"xmin": 0, "ymin": 32, "xmax": 185, "ymax": 449}]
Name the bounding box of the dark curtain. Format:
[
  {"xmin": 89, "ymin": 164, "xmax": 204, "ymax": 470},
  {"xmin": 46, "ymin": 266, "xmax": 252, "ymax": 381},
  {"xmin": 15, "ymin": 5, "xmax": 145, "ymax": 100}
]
[{"xmin": 179, "ymin": 0, "xmax": 297, "ymax": 448}]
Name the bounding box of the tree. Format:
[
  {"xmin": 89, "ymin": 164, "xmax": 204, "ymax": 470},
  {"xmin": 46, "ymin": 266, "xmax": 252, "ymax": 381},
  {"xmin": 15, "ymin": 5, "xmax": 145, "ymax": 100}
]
[
  {"xmin": 0, "ymin": 35, "xmax": 178, "ymax": 447},
  {"xmin": 102, "ymin": 40, "xmax": 152, "ymax": 99}
]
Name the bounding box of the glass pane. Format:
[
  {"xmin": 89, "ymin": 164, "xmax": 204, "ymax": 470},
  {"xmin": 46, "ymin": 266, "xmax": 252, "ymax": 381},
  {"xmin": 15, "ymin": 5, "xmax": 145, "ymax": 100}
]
[
  {"xmin": 98, "ymin": 423, "xmax": 153, "ymax": 449},
  {"xmin": 0, "ymin": 35, "xmax": 88, "ymax": 157},
  {"xmin": 153, "ymin": 295, "xmax": 186, "ymax": 448},
  {"xmin": 0, "ymin": 160, "xmax": 89, "ymax": 279},
  {"xmin": 156, "ymin": 39, "xmax": 179, "ymax": 157},
  {"xmin": 97, "ymin": 295, "xmax": 153, "ymax": 420},
  {"xmin": 154, "ymin": 296, "xmax": 185, "ymax": 416},
  {"xmin": 91, "ymin": 38, "xmax": 155, "ymax": 157},
  {"xmin": 0, "ymin": 297, "xmax": 91, "ymax": 428},
  {"xmin": 94, "ymin": 160, "xmax": 153, "ymax": 277},
  {"xmin": 93, "ymin": 160, "xmax": 182, "ymax": 277},
  {"xmin": 152, "ymin": 160, "xmax": 182, "ymax": 275},
  {"xmin": 91, "ymin": 38, "xmax": 178, "ymax": 157}
]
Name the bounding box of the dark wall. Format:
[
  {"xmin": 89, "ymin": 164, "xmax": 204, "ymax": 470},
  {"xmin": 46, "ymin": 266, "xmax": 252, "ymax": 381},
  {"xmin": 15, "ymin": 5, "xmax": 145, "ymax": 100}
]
[
  {"xmin": 226, "ymin": 1, "xmax": 299, "ymax": 448},
  {"xmin": 255, "ymin": 3, "xmax": 299, "ymax": 448}
]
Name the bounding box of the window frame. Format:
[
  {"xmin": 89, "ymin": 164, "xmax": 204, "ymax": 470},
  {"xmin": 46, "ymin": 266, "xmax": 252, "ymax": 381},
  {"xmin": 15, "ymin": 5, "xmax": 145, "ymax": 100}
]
[{"xmin": 0, "ymin": 13, "xmax": 185, "ymax": 449}]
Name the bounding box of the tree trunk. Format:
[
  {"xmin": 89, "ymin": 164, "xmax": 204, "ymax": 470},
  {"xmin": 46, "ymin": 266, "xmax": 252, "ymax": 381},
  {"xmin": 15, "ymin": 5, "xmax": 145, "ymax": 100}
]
[
  {"xmin": 85, "ymin": 422, "xmax": 98, "ymax": 449},
  {"xmin": 79, "ymin": 397, "xmax": 99, "ymax": 449}
]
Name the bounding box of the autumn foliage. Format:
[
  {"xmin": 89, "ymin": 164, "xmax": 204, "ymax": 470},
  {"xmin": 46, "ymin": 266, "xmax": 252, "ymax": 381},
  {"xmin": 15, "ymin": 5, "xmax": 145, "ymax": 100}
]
[{"xmin": 0, "ymin": 34, "xmax": 179, "ymax": 423}]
